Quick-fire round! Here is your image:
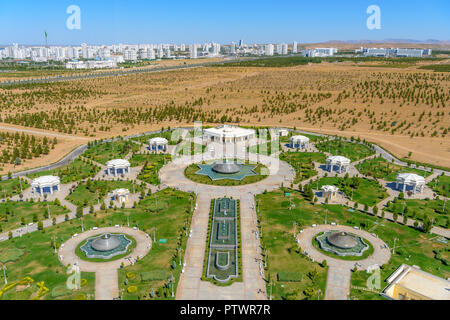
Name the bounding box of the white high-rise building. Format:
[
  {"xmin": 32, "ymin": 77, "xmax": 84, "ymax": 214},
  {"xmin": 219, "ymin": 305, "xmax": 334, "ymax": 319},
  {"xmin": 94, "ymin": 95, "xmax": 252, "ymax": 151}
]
[
  {"xmin": 292, "ymin": 41, "xmax": 298, "ymax": 54},
  {"xmin": 276, "ymin": 44, "xmax": 282, "ymax": 55},
  {"xmin": 282, "ymin": 43, "xmax": 288, "ymax": 55},
  {"xmin": 265, "ymin": 44, "xmax": 274, "ymax": 56},
  {"xmin": 189, "ymin": 44, "xmax": 197, "ymax": 59}
]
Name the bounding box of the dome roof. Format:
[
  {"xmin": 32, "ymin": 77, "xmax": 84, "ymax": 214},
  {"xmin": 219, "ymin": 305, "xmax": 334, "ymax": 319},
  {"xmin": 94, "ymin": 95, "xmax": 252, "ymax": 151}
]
[
  {"xmin": 321, "ymin": 185, "xmax": 339, "ymax": 193},
  {"xmin": 212, "ymin": 161, "xmax": 241, "ymax": 174},
  {"xmin": 327, "ymin": 232, "xmax": 358, "ymax": 249},
  {"xmin": 327, "ymin": 155, "xmax": 351, "ymax": 165},
  {"xmin": 31, "ymin": 175, "xmax": 60, "ymax": 186},
  {"xmin": 396, "ymin": 173, "xmax": 425, "ymax": 184},
  {"xmin": 149, "ymin": 137, "xmax": 168, "ymax": 144},
  {"xmin": 91, "ymin": 233, "xmax": 122, "ymax": 252},
  {"xmin": 290, "ymin": 135, "xmax": 310, "ymax": 143},
  {"xmin": 106, "ymin": 159, "xmax": 130, "ymax": 168}
]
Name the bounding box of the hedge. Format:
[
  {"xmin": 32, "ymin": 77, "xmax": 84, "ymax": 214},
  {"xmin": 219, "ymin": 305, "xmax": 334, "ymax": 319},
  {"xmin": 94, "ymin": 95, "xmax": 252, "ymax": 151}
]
[{"xmin": 277, "ymin": 272, "xmax": 303, "ymax": 282}]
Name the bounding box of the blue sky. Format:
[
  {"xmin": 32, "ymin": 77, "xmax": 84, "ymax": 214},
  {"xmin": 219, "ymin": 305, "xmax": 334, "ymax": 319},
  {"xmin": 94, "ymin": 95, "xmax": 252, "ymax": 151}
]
[{"xmin": 0, "ymin": 0, "xmax": 448, "ymax": 45}]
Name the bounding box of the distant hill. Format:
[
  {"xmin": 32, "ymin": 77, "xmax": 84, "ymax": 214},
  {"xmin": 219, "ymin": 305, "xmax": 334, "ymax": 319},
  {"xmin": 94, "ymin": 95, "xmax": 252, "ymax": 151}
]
[{"xmin": 301, "ymin": 39, "xmax": 450, "ymax": 50}]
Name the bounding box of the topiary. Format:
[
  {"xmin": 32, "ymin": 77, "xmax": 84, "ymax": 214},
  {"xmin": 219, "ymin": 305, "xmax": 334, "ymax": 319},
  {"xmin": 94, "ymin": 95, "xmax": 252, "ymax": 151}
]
[{"xmin": 127, "ymin": 286, "xmax": 138, "ymax": 294}]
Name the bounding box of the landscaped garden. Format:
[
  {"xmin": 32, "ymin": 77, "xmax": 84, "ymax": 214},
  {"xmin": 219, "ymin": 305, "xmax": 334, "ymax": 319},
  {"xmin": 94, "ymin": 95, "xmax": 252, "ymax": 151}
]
[
  {"xmin": 356, "ymin": 156, "xmax": 429, "ymax": 181},
  {"xmin": 132, "ymin": 154, "xmax": 170, "ymax": 185},
  {"xmin": 256, "ymin": 188, "xmax": 450, "ymax": 300},
  {"xmin": 66, "ymin": 179, "xmax": 143, "ymax": 208},
  {"xmin": 315, "ymin": 138, "xmax": 375, "ymax": 162},
  {"xmin": 0, "ymin": 218, "xmax": 96, "ymax": 300},
  {"xmin": 428, "ymin": 173, "xmax": 450, "ymax": 198},
  {"xmin": 27, "ymin": 159, "xmax": 101, "ymax": 184},
  {"xmin": 0, "ymin": 200, "xmax": 69, "ymax": 233},
  {"xmin": 0, "ymin": 178, "xmax": 29, "ymax": 198},
  {"xmin": 248, "ymin": 140, "xmax": 281, "ymax": 156},
  {"xmin": 314, "ymin": 176, "xmax": 389, "ymax": 207},
  {"xmin": 83, "ymin": 140, "xmax": 141, "ymax": 165},
  {"xmin": 173, "ymin": 141, "xmax": 205, "ymax": 156},
  {"xmin": 280, "ymin": 152, "xmax": 326, "ymax": 184},
  {"xmin": 384, "ymin": 197, "xmax": 449, "ymax": 228},
  {"xmin": 131, "ymin": 129, "xmax": 182, "ymax": 146}
]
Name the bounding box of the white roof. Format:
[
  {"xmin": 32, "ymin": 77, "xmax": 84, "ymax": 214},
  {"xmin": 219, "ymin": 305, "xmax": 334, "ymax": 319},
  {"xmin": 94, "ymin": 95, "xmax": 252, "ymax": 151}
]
[
  {"xmin": 149, "ymin": 137, "xmax": 168, "ymax": 144},
  {"xmin": 106, "ymin": 159, "xmax": 130, "ymax": 168},
  {"xmin": 112, "ymin": 188, "xmax": 130, "ymax": 196},
  {"xmin": 321, "ymin": 185, "xmax": 339, "ymax": 192},
  {"xmin": 204, "ymin": 125, "xmax": 255, "ymax": 138},
  {"xmin": 326, "ymin": 155, "xmax": 351, "ymax": 165},
  {"xmin": 31, "ymin": 175, "xmax": 60, "ymax": 186},
  {"xmin": 290, "ymin": 135, "xmax": 310, "ymax": 143},
  {"xmin": 396, "ymin": 173, "xmax": 425, "ymax": 184}
]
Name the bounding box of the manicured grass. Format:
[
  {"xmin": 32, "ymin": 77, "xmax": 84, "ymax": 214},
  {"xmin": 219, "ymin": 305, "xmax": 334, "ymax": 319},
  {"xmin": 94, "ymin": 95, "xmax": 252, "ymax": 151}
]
[
  {"xmin": 385, "ymin": 198, "xmax": 449, "ymax": 228},
  {"xmin": 132, "ymin": 154, "xmax": 170, "ymax": 185},
  {"xmin": 256, "ymin": 190, "xmax": 328, "ymax": 300},
  {"xmin": 66, "ymin": 180, "xmax": 143, "ymax": 208},
  {"xmin": 83, "ymin": 140, "xmax": 141, "ymax": 165},
  {"xmin": 131, "ymin": 130, "xmax": 181, "ymax": 146},
  {"xmin": 113, "ymin": 189, "xmax": 194, "ymax": 300},
  {"xmin": 257, "ymin": 189, "xmax": 450, "ymax": 300},
  {"xmin": 27, "ymin": 159, "xmax": 101, "ymax": 184},
  {"xmin": 174, "ymin": 142, "xmax": 205, "ymax": 156},
  {"xmin": 356, "ymin": 156, "xmax": 429, "ymax": 182},
  {"xmin": 0, "ymin": 178, "xmax": 29, "ymax": 198},
  {"xmin": 0, "ymin": 220, "xmax": 96, "ymax": 300},
  {"xmin": 428, "ymin": 174, "xmax": 450, "ymax": 198},
  {"xmin": 280, "ymin": 152, "xmax": 326, "ymax": 184},
  {"xmin": 315, "ymin": 176, "xmax": 389, "ymax": 207},
  {"xmin": 184, "ymin": 162, "xmax": 269, "ymax": 186},
  {"xmin": 315, "ymin": 139, "xmax": 375, "ymax": 162},
  {"xmin": 0, "ymin": 200, "xmax": 69, "ymax": 233}
]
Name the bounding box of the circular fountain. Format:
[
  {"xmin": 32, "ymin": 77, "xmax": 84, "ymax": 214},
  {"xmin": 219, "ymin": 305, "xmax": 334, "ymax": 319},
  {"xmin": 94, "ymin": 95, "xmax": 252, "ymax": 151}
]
[
  {"xmin": 316, "ymin": 230, "xmax": 369, "ymax": 257},
  {"xmin": 80, "ymin": 233, "xmax": 132, "ymax": 260}
]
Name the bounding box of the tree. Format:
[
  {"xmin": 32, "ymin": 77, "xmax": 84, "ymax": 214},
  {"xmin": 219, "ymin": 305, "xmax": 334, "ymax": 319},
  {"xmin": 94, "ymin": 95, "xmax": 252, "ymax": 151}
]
[
  {"xmin": 373, "ymin": 206, "xmax": 378, "ymax": 216},
  {"xmin": 303, "ymin": 287, "xmax": 316, "ymax": 300},
  {"xmin": 37, "ymin": 221, "xmax": 43, "ymax": 230},
  {"xmin": 321, "ymin": 259, "xmax": 327, "ymax": 268},
  {"xmin": 422, "ymin": 216, "xmax": 433, "ymax": 233},
  {"xmin": 76, "ymin": 206, "xmax": 83, "ymax": 218}
]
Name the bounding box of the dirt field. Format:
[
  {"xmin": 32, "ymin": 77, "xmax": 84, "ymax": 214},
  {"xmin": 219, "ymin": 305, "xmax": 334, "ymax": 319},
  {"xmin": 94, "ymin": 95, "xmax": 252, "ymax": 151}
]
[{"xmin": 0, "ymin": 59, "xmax": 448, "ymax": 170}]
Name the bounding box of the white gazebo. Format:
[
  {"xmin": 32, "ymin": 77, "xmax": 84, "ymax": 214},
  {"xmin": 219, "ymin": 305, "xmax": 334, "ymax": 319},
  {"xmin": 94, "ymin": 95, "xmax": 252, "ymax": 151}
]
[
  {"xmin": 149, "ymin": 137, "xmax": 168, "ymax": 151},
  {"xmin": 326, "ymin": 156, "xmax": 351, "ymax": 173},
  {"xmin": 290, "ymin": 135, "xmax": 310, "ymax": 149},
  {"xmin": 396, "ymin": 173, "xmax": 425, "ymax": 194},
  {"xmin": 31, "ymin": 175, "xmax": 60, "ymax": 195},
  {"xmin": 106, "ymin": 159, "xmax": 130, "ymax": 176},
  {"xmin": 112, "ymin": 188, "xmax": 130, "ymax": 203},
  {"xmin": 204, "ymin": 125, "xmax": 256, "ymax": 143},
  {"xmin": 321, "ymin": 185, "xmax": 339, "ymax": 199}
]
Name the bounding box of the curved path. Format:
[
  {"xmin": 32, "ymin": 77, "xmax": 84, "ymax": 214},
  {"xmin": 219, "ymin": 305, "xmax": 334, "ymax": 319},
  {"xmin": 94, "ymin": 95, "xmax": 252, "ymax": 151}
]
[
  {"xmin": 297, "ymin": 224, "xmax": 391, "ymax": 300},
  {"xmin": 58, "ymin": 227, "xmax": 152, "ymax": 300}
]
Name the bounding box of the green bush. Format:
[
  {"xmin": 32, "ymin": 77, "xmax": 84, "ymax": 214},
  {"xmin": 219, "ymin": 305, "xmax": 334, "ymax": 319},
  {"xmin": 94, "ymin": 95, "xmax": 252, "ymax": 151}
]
[
  {"xmin": 127, "ymin": 286, "xmax": 138, "ymax": 294},
  {"xmin": 277, "ymin": 271, "xmax": 302, "ymax": 282}
]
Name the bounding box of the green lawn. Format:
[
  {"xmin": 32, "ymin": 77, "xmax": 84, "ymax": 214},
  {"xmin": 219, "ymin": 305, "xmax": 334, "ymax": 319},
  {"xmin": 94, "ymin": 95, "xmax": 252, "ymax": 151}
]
[
  {"xmin": 0, "ymin": 200, "xmax": 69, "ymax": 233},
  {"xmin": 315, "ymin": 139, "xmax": 375, "ymax": 162},
  {"xmin": 248, "ymin": 141, "xmax": 281, "ymax": 155},
  {"xmin": 428, "ymin": 174, "xmax": 450, "ymax": 198},
  {"xmin": 131, "ymin": 154, "xmax": 170, "ymax": 185},
  {"xmin": 280, "ymin": 152, "xmax": 326, "ymax": 184},
  {"xmin": 184, "ymin": 162, "xmax": 269, "ymax": 186},
  {"xmin": 385, "ymin": 198, "xmax": 449, "ymax": 228},
  {"xmin": 356, "ymin": 156, "xmax": 429, "ymax": 182},
  {"xmin": 0, "ymin": 178, "xmax": 29, "ymax": 198},
  {"xmin": 83, "ymin": 140, "xmax": 141, "ymax": 165},
  {"xmin": 315, "ymin": 176, "xmax": 388, "ymax": 207},
  {"xmin": 66, "ymin": 180, "xmax": 143, "ymax": 208},
  {"xmin": 173, "ymin": 142, "xmax": 206, "ymax": 156},
  {"xmin": 257, "ymin": 189, "xmax": 450, "ymax": 300},
  {"xmin": 27, "ymin": 159, "xmax": 101, "ymax": 184},
  {"xmin": 131, "ymin": 130, "xmax": 182, "ymax": 146},
  {"xmin": 0, "ymin": 220, "xmax": 96, "ymax": 300}
]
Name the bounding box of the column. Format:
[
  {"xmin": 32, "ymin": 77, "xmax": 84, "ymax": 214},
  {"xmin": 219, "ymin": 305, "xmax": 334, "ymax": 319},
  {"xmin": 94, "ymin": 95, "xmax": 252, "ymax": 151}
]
[{"xmin": 50, "ymin": 186, "xmax": 53, "ymax": 194}]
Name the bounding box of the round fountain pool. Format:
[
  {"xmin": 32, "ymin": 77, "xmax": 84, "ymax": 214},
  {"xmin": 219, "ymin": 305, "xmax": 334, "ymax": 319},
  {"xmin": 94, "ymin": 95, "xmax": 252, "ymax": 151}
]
[{"xmin": 80, "ymin": 233, "xmax": 132, "ymax": 260}]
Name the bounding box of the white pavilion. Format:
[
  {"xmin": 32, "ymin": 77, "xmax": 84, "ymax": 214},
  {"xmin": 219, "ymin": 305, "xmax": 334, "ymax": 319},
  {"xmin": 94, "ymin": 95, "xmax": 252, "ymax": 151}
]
[
  {"xmin": 106, "ymin": 159, "xmax": 130, "ymax": 176},
  {"xmin": 204, "ymin": 125, "xmax": 256, "ymax": 143},
  {"xmin": 31, "ymin": 175, "xmax": 61, "ymax": 195},
  {"xmin": 290, "ymin": 135, "xmax": 310, "ymax": 149},
  {"xmin": 149, "ymin": 137, "xmax": 168, "ymax": 151},
  {"xmin": 326, "ymin": 156, "xmax": 351, "ymax": 173},
  {"xmin": 396, "ymin": 173, "xmax": 425, "ymax": 194},
  {"xmin": 112, "ymin": 188, "xmax": 130, "ymax": 203},
  {"xmin": 321, "ymin": 185, "xmax": 339, "ymax": 199}
]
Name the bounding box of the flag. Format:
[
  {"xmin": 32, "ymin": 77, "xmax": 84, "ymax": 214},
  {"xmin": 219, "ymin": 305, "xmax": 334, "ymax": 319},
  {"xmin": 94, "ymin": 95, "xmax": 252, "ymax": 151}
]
[{"xmin": 45, "ymin": 31, "xmax": 47, "ymax": 39}]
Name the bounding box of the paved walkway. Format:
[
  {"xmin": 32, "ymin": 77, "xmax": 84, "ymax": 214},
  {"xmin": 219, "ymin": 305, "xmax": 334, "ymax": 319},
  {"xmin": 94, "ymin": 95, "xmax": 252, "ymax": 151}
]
[
  {"xmin": 297, "ymin": 224, "xmax": 391, "ymax": 300},
  {"xmin": 58, "ymin": 227, "xmax": 152, "ymax": 300}
]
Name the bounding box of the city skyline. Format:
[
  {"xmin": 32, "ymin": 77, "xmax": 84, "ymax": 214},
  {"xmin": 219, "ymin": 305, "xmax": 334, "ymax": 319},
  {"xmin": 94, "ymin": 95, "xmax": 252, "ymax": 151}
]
[{"xmin": 0, "ymin": 0, "xmax": 449, "ymax": 45}]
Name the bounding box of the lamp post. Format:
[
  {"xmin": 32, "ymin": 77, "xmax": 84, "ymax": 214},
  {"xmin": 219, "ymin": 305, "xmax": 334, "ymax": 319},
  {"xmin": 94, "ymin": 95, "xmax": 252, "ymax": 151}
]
[{"xmin": 2, "ymin": 264, "xmax": 7, "ymax": 285}]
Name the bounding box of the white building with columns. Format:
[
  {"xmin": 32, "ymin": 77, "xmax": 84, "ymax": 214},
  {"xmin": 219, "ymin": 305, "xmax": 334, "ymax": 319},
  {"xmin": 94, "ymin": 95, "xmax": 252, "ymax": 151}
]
[
  {"xmin": 112, "ymin": 188, "xmax": 130, "ymax": 204},
  {"xmin": 149, "ymin": 137, "xmax": 168, "ymax": 151},
  {"xmin": 31, "ymin": 176, "xmax": 60, "ymax": 195},
  {"xmin": 106, "ymin": 159, "xmax": 130, "ymax": 176},
  {"xmin": 326, "ymin": 156, "xmax": 351, "ymax": 173},
  {"xmin": 204, "ymin": 125, "xmax": 256, "ymax": 143},
  {"xmin": 321, "ymin": 185, "xmax": 339, "ymax": 200},
  {"xmin": 395, "ymin": 173, "xmax": 425, "ymax": 193},
  {"xmin": 290, "ymin": 135, "xmax": 310, "ymax": 149}
]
